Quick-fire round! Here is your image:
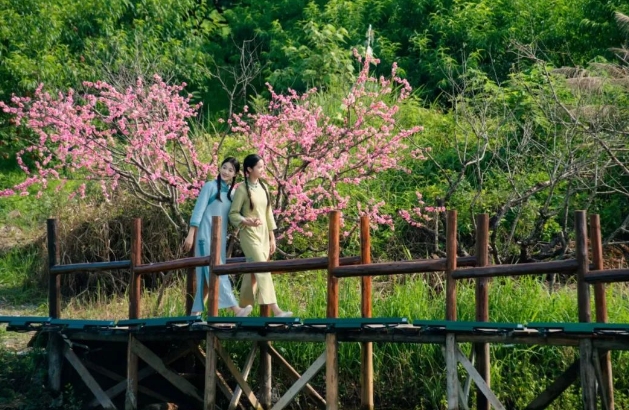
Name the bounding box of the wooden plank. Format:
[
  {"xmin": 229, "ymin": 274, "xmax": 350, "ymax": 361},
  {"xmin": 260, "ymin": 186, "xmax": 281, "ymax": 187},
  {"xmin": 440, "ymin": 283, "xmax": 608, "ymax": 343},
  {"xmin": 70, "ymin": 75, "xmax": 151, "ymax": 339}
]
[
  {"xmin": 215, "ymin": 340, "xmax": 263, "ymax": 410},
  {"xmin": 360, "ymin": 215, "xmax": 374, "ymax": 410},
  {"xmin": 125, "ymin": 334, "xmax": 139, "ymax": 410},
  {"xmin": 326, "ymin": 333, "xmax": 339, "ymax": 410},
  {"xmin": 63, "ymin": 344, "xmax": 117, "ymax": 409},
  {"xmin": 268, "ymin": 345, "xmax": 326, "ymax": 407},
  {"xmin": 271, "ymin": 352, "xmax": 327, "ymax": 410},
  {"xmin": 523, "ymin": 360, "xmax": 580, "ymax": 410},
  {"xmin": 83, "ymin": 359, "xmax": 171, "ymax": 403},
  {"xmin": 228, "ymin": 345, "xmax": 257, "ymax": 410},
  {"xmin": 130, "ymin": 337, "xmax": 202, "ymax": 402},
  {"xmin": 590, "ymin": 214, "xmax": 615, "ymax": 410},
  {"xmin": 580, "ymin": 339, "xmax": 597, "ymax": 410},
  {"xmin": 204, "ymin": 333, "xmax": 218, "ymax": 410},
  {"xmin": 455, "ymin": 346, "xmax": 505, "ymax": 410},
  {"xmin": 445, "ymin": 334, "xmax": 458, "ymax": 410}
]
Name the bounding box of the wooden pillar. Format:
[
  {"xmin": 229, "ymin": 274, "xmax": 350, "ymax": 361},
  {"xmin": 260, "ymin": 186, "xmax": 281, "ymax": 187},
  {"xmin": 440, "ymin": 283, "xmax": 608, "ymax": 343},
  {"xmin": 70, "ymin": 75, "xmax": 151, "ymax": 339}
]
[
  {"xmin": 474, "ymin": 214, "xmax": 490, "ymax": 410},
  {"xmin": 446, "ymin": 333, "xmax": 459, "ymax": 410},
  {"xmin": 326, "ymin": 333, "xmax": 339, "ymax": 410},
  {"xmin": 360, "ymin": 216, "xmax": 373, "ymax": 410},
  {"xmin": 204, "ymin": 332, "xmax": 218, "ymax": 410},
  {"xmin": 185, "ymin": 234, "xmax": 196, "ymax": 316},
  {"xmin": 126, "ymin": 218, "xmax": 142, "ymax": 410},
  {"xmin": 327, "ymin": 211, "xmax": 340, "ymax": 410},
  {"xmin": 327, "ymin": 211, "xmax": 340, "ymax": 318},
  {"xmin": 46, "ymin": 219, "xmax": 62, "ymax": 395},
  {"xmin": 575, "ymin": 211, "xmax": 595, "ymax": 409},
  {"xmin": 129, "ymin": 218, "xmax": 142, "ymax": 320},
  {"xmin": 259, "ymin": 305, "xmax": 272, "ymax": 409},
  {"xmin": 47, "ymin": 219, "xmax": 61, "ymax": 319},
  {"xmin": 590, "ymin": 214, "xmax": 614, "ymax": 410},
  {"xmin": 207, "ymin": 216, "xmax": 221, "ymax": 318},
  {"xmin": 575, "ymin": 210, "xmax": 591, "ymax": 323},
  {"xmin": 446, "ymin": 210, "xmax": 457, "ymax": 321},
  {"xmin": 204, "ymin": 217, "xmax": 221, "ymax": 410}
]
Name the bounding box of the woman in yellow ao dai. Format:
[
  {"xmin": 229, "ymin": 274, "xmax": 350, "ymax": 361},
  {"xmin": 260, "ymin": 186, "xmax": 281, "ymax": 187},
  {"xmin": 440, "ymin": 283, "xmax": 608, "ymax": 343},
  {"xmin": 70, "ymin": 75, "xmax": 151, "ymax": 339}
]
[{"xmin": 229, "ymin": 154, "xmax": 292, "ymax": 318}]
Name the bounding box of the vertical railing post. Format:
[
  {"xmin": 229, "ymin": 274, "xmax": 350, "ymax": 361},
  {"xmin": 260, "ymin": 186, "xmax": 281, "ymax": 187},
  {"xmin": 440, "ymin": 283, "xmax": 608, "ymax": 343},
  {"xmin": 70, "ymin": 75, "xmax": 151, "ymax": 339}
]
[
  {"xmin": 207, "ymin": 216, "xmax": 221, "ymax": 318},
  {"xmin": 47, "ymin": 219, "xmax": 61, "ymax": 319},
  {"xmin": 445, "ymin": 210, "xmax": 457, "ymax": 321},
  {"xmin": 204, "ymin": 217, "xmax": 221, "ymax": 410},
  {"xmin": 185, "ymin": 230, "xmax": 196, "ymax": 316},
  {"xmin": 129, "ymin": 218, "xmax": 142, "ymax": 320},
  {"xmin": 590, "ymin": 214, "xmax": 614, "ymax": 410},
  {"xmin": 474, "ymin": 214, "xmax": 490, "ymax": 410},
  {"xmin": 360, "ymin": 216, "xmax": 373, "ymax": 410},
  {"xmin": 46, "ymin": 218, "xmax": 62, "ymax": 396},
  {"xmin": 445, "ymin": 210, "xmax": 458, "ymax": 410},
  {"xmin": 326, "ymin": 211, "xmax": 341, "ymax": 410},
  {"xmin": 126, "ymin": 218, "xmax": 142, "ymax": 410},
  {"xmin": 576, "ymin": 211, "xmax": 596, "ymax": 410}
]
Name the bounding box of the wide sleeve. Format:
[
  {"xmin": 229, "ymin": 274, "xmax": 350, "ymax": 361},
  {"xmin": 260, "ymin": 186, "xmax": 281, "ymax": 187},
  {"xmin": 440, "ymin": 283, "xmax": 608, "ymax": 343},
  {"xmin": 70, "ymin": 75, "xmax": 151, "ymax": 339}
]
[
  {"xmin": 266, "ymin": 202, "xmax": 277, "ymax": 230},
  {"xmin": 229, "ymin": 185, "xmax": 246, "ymax": 228},
  {"xmin": 189, "ymin": 182, "xmax": 216, "ymax": 227}
]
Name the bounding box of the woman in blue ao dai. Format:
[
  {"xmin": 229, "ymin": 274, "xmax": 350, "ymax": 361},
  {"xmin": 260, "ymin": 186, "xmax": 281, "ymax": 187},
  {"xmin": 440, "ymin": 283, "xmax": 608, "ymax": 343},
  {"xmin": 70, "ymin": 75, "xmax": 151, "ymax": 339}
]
[{"xmin": 183, "ymin": 157, "xmax": 253, "ymax": 317}]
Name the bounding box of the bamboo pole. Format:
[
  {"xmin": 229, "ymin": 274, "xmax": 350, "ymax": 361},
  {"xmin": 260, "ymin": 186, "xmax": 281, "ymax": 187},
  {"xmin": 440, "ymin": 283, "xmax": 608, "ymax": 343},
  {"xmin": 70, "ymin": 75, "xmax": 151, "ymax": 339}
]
[
  {"xmin": 474, "ymin": 214, "xmax": 490, "ymax": 410},
  {"xmin": 360, "ymin": 216, "xmax": 373, "ymax": 410},
  {"xmin": 590, "ymin": 214, "xmax": 614, "ymax": 410},
  {"xmin": 446, "ymin": 210, "xmax": 457, "ymax": 321}
]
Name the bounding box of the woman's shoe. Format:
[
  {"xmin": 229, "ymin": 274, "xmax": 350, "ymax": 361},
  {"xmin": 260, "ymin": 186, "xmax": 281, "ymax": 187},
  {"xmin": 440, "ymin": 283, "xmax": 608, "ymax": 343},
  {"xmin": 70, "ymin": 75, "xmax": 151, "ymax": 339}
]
[
  {"xmin": 236, "ymin": 305, "xmax": 253, "ymax": 317},
  {"xmin": 275, "ymin": 311, "xmax": 293, "ymax": 318}
]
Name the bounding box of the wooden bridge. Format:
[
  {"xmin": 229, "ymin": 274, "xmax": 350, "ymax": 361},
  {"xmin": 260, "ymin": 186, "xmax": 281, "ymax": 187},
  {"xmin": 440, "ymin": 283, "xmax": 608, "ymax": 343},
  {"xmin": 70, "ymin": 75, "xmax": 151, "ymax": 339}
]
[{"xmin": 2, "ymin": 210, "xmax": 629, "ymax": 410}]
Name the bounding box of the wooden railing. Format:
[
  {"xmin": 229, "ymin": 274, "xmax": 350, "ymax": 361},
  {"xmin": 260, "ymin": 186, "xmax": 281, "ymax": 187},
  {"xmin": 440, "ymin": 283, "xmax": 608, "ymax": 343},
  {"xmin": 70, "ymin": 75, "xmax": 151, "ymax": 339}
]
[{"xmin": 47, "ymin": 209, "xmax": 626, "ymax": 410}]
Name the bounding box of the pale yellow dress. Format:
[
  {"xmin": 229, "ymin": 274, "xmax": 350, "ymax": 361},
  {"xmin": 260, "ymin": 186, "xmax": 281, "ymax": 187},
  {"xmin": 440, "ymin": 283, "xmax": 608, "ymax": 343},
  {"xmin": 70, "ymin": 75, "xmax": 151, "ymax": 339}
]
[{"xmin": 229, "ymin": 181, "xmax": 278, "ymax": 306}]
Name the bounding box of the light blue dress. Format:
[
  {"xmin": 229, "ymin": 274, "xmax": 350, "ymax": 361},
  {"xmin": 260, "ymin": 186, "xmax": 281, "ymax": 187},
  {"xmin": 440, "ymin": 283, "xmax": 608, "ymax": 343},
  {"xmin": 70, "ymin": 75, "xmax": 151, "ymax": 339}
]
[{"xmin": 190, "ymin": 180, "xmax": 238, "ymax": 312}]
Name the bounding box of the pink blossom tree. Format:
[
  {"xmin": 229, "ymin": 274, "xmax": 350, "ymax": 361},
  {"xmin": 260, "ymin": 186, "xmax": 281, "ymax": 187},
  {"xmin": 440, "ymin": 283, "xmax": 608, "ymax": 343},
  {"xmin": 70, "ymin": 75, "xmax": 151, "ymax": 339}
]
[
  {"xmin": 231, "ymin": 53, "xmax": 425, "ymax": 242},
  {"xmin": 0, "ymin": 75, "xmax": 211, "ymax": 230}
]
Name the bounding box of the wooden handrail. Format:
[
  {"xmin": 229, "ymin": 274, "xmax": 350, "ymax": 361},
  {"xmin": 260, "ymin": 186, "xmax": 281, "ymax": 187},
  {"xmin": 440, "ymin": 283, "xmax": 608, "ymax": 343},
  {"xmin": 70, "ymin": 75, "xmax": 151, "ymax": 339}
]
[
  {"xmin": 333, "ymin": 256, "xmax": 476, "ymax": 278},
  {"xmin": 452, "ymin": 259, "xmax": 578, "ymax": 279},
  {"xmin": 50, "ymin": 260, "xmax": 131, "ymax": 274}
]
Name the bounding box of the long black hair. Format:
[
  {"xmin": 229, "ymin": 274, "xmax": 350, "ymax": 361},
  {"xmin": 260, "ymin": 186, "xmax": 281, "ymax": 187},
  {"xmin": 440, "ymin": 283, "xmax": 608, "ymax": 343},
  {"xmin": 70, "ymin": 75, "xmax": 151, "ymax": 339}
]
[
  {"xmin": 216, "ymin": 156, "xmax": 240, "ymax": 202},
  {"xmin": 243, "ymin": 154, "xmax": 271, "ymax": 211}
]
